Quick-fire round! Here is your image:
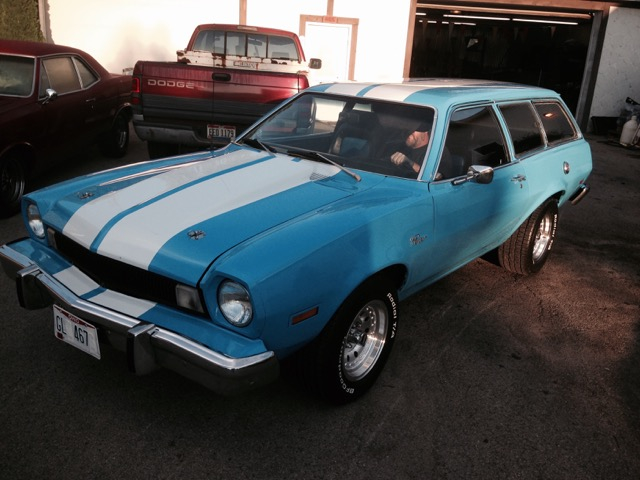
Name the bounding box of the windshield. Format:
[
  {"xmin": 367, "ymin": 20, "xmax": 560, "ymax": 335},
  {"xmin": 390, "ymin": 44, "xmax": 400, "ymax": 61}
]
[
  {"xmin": 0, "ymin": 55, "xmax": 35, "ymax": 97},
  {"xmin": 242, "ymin": 92, "xmax": 436, "ymax": 179}
]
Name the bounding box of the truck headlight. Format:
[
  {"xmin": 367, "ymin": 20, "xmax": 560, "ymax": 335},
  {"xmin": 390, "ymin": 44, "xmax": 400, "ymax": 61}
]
[
  {"xmin": 218, "ymin": 280, "xmax": 253, "ymax": 327},
  {"xmin": 26, "ymin": 203, "xmax": 45, "ymax": 239}
]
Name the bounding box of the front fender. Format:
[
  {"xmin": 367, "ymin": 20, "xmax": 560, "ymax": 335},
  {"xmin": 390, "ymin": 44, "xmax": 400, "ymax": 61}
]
[{"xmin": 201, "ymin": 179, "xmax": 433, "ymax": 357}]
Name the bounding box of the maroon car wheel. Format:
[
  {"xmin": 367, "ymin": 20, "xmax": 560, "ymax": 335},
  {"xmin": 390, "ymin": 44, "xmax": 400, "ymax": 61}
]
[{"xmin": 0, "ymin": 156, "xmax": 26, "ymax": 217}]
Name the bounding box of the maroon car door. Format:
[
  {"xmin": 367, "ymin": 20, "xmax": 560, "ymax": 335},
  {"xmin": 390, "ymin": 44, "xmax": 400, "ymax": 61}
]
[{"xmin": 39, "ymin": 55, "xmax": 94, "ymax": 157}]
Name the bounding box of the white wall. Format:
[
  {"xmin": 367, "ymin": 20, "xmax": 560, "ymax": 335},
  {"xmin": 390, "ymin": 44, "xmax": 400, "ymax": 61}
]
[
  {"xmin": 46, "ymin": 0, "xmax": 410, "ymax": 81},
  {"xmin": 590, "ymin": 7, "xmax": 640, "ymax": 119},
  {"xmin": 48, "ymin": 0, "xmax": 241, "ymax": 73}
]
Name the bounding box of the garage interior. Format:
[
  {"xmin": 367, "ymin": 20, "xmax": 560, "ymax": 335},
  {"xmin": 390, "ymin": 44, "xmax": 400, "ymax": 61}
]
[{"xmin": 409, "ymin": 3, "xmax": 596, "ymax": 115}]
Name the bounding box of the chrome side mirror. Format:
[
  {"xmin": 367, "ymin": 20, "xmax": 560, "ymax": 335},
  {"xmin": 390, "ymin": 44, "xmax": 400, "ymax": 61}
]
[
  {"xmin": 41, "ymin": 88, "xmax": 58, "ymax": 105},
  {"xmin": 452, "ymin": 165, "xmax": 494, "ymax": 186}
]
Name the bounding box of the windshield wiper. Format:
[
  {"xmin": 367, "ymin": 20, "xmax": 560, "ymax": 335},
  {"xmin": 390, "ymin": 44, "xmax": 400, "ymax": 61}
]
[
  {"xmin": 287, "ymin": 148, "xmax": 361, "ymax": 182},
  {"xmin": 237, "ymin": 137, "xmax": 278, "ymax": 153}
]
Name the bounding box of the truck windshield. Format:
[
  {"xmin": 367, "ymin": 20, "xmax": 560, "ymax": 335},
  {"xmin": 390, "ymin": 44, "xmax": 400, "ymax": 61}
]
[{"xmin": 244, "ymin": 93, "xmax": 436, "ymax": 180}]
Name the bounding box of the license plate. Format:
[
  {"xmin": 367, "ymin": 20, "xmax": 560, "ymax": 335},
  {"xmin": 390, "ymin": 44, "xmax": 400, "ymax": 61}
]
[
  {"xmin": 53, "ymin": 305, "xmax": 101, "ymax": 359},
  {"xmin": 207, "ymin": 124, "xmax": 236, "ymax": 140}
]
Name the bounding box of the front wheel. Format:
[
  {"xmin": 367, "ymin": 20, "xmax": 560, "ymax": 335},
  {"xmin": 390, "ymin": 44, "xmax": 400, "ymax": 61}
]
[
  {"xmin": 498, "ymin": 199, "xmax": 558, "ymax": 275},
  {"xmin": 0, "ymin": 155, "xmax": 26, "ymax": 218},
  {"xmin": 303, "ymin": 277, "xmax": 399, "ymax": 404}
]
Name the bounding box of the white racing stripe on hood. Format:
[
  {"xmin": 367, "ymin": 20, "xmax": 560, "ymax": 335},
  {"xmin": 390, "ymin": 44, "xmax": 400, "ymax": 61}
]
[
  {"xmin": 96, "ymin": 156, "xmax": 340, "ymax": 270},
  {"xmin": 63, "ymin": 149, "xmax": 266, "ymax": 249}
]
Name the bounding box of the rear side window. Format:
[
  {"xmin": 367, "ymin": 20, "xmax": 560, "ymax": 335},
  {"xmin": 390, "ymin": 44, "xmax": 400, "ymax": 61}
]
[
  {"xmin": 534, "ymin": 101, "xmax": 577, "ymax": 144},
  {"xmin": 72, "ymin": 57, "xmax": 98, "ymax": 88},
  {"xmin": 499, "ymin": 103, "xmax": 544, "ymax": 157}
]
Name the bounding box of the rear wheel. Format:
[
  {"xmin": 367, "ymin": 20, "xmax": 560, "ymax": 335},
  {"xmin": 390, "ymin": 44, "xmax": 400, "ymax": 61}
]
[
  {"xmin": 498, "ymin": 199, "xmax": 558, "ymax": 275},
  {"xmin": 0, "ymin": 155, "xmax": 26, "ymax": 217},
  {"xmin": 100, "ymin": 112, "xmax": 130, "ymax": 158},
  {"xmin": 301, "ymin": 277, "xmax": 399, "ymax": 404}
]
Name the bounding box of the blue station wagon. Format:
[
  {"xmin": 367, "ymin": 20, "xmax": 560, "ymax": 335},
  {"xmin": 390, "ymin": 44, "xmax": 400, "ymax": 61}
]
[{"xmin": 0, "ymin": 80, "xmax": 591, "ymax": 403}]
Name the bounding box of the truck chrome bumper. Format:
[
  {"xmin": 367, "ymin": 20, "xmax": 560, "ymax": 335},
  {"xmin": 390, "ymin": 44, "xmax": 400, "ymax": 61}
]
[{"xmin": 0, "ymin": 244, "xmax": 279, "ymax": 396}]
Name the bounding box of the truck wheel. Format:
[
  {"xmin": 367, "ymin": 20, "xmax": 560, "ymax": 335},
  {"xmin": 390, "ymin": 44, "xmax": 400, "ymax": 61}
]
[
  {"xmin": 0, "ymin": 155, "xmax": 26, "ymax": 217},
  {"xmin": 498, "ymin": 199, "xmax": 558, "ymax": 275},
  {"xmin": 100, "ymin": 113, "xmax": 129, "ymax": 158},
  {"xmin": 304, "ymin": 277, "xmax": 399, "ymax": 404}
]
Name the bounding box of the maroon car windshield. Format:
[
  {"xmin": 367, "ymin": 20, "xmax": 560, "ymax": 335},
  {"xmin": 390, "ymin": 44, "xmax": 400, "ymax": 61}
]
[{"xmin": 0, "ymin": 55, "xmax": 35, "ymax": 97}]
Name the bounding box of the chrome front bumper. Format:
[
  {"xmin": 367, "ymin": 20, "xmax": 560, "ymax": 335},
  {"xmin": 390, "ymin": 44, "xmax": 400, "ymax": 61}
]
[{"xmin": 0, "ymin": 244, "xmax": 279, "ymax": 396}]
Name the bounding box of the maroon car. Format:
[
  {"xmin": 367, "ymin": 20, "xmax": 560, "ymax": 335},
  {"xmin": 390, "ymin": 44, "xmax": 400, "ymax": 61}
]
[{"xmin": 0, "ymin": 40, "xmax": 132, "ymax": 216}]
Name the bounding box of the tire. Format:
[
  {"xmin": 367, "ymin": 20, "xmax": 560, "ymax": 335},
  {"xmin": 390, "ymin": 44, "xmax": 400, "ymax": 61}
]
[
  {"xmin": 100, "ymin": 113, "xmax": 130, "ymax": 158},
  {"xmin": 498, "ymin": 199, "xmax": 558, "ymax": 275},
  {"xmin": 0, "ymin": 155, "xmax": 26, "ymax": 218},
  {"xmin": 301, "ymin": 277, "xmax": 399, "ymax": 404}
]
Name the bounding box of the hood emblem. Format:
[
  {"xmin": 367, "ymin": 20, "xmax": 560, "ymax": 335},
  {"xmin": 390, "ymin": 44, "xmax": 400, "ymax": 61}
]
[
  {"xmin": 188, "ymin": 230, "xmax": 206, "ymax": 240},
  {"xmin": 77, "ymin": 191, "xmax": 95, "ymax": 200}
]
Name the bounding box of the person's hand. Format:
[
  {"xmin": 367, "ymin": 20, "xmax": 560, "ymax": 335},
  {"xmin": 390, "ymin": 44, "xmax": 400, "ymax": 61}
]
[
  {"xmin": 390, "ymin": 151, "xmax": 408, "ymax": 166},
  {"xmin": 391, "ymin": 151, "xmax": 419, "ymax": 173}
]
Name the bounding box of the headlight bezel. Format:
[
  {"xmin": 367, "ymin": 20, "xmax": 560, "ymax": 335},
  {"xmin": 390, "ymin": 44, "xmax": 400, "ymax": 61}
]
[{"xmin": 218, "ymin": 279, "xmax": 254, "ymax": 327}]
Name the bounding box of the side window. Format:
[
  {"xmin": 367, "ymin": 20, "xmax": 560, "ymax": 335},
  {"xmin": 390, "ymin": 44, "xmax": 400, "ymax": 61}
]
[
  {"xmin": 41, "ymin": 57, "xmax": 81, "ymax": 94},
  {"xmin": 193, "ymin": 30, "xmax": 225, "ymax": 54},
  {"xmin": 499, "ymin": 103, "xmax": 544, "ymax": 157},
  {"xmin": 438, "ymin": 106, "xmax": 508, "ymax": 180},
  {"xmin": 72, "ymin": 57, "xmax": 98, "ymax": 88},
  {"xmin": 268, "ymin": 35, "xmax": 299, "ymax": 61},
  {"xmin": 534, "ymin": 101, "xmax": 577, "ymax": 144}
]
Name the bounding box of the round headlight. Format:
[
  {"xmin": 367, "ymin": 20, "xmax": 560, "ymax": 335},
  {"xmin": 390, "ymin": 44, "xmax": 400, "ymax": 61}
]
[
  {"xmin": 26, "ymin": 203, "xmax": 45, "ymax": 239},
  {"xmin": 218, "ymin": 280, "xmax": 253, "ymax": 327}
]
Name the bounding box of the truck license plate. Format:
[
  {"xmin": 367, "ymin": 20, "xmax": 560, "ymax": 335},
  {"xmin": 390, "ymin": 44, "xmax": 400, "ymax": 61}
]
[
  {"xmin": 207, "ymin": 124, "xmax": 236, "ymax": 140},
  {"xmin": 53, "ymin": 305, "xmax": 101, "ymax": 359}
]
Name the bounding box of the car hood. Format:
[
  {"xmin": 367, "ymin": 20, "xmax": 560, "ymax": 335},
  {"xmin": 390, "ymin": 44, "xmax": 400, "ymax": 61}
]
[{"xmin": 48, "ymin": 147, "xmax": 372, "ymax": 284}]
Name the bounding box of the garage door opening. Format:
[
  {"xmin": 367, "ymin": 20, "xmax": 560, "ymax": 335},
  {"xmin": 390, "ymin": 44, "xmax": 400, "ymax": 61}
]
[{"xmin": 409, "ymin": 5, "xmax": 594, "ymax": 114}]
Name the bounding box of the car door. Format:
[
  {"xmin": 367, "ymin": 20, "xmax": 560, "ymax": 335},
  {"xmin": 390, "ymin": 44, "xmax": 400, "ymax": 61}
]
[
  {"xmin": 424, "ymin": 104, "xmax": 530, "ymax": 278},
  {"xmin": 39, "ymin": 55, "xmax": 93, "ymax": 157}
]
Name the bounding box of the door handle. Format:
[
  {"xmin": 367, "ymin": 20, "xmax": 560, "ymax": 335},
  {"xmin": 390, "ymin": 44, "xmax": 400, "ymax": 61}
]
[
  {"xmin": 511, "ymin": 174, "xmax": 526, "ymax": 188},
  {"xmin": 212, "ymin": 73, "xmax": 231, "ymax": 82}
]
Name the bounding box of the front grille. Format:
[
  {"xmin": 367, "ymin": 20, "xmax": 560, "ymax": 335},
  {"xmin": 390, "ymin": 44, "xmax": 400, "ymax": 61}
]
[{"xmin": 53, "ymin": 231, "xmax": 182, "ymax": 312}]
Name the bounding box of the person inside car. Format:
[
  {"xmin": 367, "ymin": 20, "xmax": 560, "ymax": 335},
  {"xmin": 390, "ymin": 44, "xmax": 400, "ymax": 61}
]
[{"xmin": 389, "ymin": 124, "xmax": 430, "ymax": 173}]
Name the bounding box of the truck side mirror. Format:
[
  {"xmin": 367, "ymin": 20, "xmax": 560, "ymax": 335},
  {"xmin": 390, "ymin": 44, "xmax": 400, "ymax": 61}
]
[{"xmin": 308, "ymin": 58, "xmax": 322, "ymax": 70}]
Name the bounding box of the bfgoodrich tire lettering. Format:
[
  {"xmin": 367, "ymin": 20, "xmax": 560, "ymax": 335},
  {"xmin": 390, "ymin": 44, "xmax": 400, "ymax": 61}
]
[
  {"xmin": 498, "ymin": 199, "xmax": 559, "ymax": 275},
  {"xmin": 304, "ymin": 277, "xmax": 399, "ymax": 404}
]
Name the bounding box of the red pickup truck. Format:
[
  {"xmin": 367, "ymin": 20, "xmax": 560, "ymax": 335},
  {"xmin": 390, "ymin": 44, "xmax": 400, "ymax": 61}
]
[{"xmin": 132, "ymin": 24, "xmax": 321, "ymax": 158}]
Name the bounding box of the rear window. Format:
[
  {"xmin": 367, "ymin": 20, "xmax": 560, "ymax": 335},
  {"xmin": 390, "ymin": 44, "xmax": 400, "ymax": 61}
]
[
  {"xmin": 193, "ymin": 30, "xmax": 300, "ymax": 61},
  {"xmin": 0, "ymin": 55, "xmax": 35, "ymax": 97},
  {"xmin": 499, "ymin": 102, "xmax": 544, "ymax": 157},
  {"xmin": 534, "ymin": 101, "xmax": 577, "ymax": 144}
]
